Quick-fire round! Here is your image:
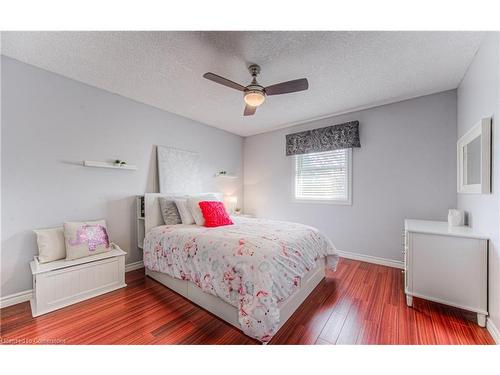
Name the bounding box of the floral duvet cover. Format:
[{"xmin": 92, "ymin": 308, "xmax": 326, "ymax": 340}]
[{"xmin": 143, "ymin": 216, "xmax": 338, "ymax": 342}]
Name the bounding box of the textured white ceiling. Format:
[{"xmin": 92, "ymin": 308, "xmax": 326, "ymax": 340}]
[{"xmin": 1, "ymin": 31, "xmax": 484, "ymax": 136}]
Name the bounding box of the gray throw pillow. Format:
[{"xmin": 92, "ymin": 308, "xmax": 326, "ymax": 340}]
[{"xmin": 159, "ymin": 197, "xmax": 182, "ymax": 225}]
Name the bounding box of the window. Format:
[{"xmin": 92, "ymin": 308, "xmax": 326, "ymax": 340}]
[{"xmin": 294, "ymin": 149, "xmax": 352, "ymax": 204}]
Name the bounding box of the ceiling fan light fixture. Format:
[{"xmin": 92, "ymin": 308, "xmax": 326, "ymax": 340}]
[
  {"xmin": 244, "ymin": 90, "xmax": 266, "ymax": 107},
  {"xmin": 202, "ymin": 64, "xmax": 308, "ymax": 116}
]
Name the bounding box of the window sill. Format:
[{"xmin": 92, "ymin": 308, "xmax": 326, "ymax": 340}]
[{"xmin": 292, "ymin": 198, "xmax": 352, "ymax": 206}]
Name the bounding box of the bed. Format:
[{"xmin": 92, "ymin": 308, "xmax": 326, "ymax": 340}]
[{"xmin": 142, "ymin": 193, "xmax": 338, "ymax": 342}]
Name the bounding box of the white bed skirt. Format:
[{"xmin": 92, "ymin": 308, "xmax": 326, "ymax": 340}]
[{"xmin": 145, "ymin": 257, "xmax": 326, "ymax": 338}]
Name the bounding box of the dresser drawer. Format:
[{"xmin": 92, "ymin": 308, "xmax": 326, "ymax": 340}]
[{"xmin": 407, "ymin": 231, "xmax": 487, "ymax": 314}]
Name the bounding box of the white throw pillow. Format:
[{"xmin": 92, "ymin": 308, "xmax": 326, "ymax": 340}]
[
  {"xmin": 174, "ymin": 199, "xmax": 195, "ymax": 225},
  {"xmin": 187, "ymin": 194, "xmax": 220, "ymax": 226},
  {"xmin": 34, "ymin": 227, "xmax": 66, "ymax": 263},
  {"xmin": 64, "ymin": 219, "xmax": 111, "ymax": 260}
]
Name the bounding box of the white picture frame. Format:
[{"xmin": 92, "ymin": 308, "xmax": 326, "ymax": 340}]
[{"xmin": 457, "ymin": 117, "xmax": 491, "ymax": 194}]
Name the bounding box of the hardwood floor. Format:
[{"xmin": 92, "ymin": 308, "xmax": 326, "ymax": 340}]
[{"xmin": 0, "ymin": 258, "xmax": 494, "ymax": 345}]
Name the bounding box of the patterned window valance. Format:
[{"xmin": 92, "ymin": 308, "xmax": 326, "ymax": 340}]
[{"xmin": 285, "ymin": 120, "xmax": 361, "ymax": 156}]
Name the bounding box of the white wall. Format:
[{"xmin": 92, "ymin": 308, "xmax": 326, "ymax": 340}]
[
  {"xmin": 1, "ymin": 56, "xmax": 243, "ymax": 297},
  {"xmin": 457, "ymin": 33, "xmax": 500, "ymax": 332},
  {"xmin": 244, "ymin": 91, "xmax": 457, "ymax": 262}
]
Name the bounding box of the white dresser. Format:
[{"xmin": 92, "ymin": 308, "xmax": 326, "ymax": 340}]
[{"xmin": 403, "ymin": 219, "xmax": 488, "ymax": 327}]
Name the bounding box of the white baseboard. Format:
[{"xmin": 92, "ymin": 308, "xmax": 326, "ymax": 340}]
[
  {"xmin": 0, "ymin": 289, "xmax": 33, "ymax": 309},
  {"xmin": 487, "ymin": 317, "xmax": 500, "ymax": 344},
  {"xmin": 336, "ymin": 249, "xmax": 404, "ymax": 269},
  {"xmin": 1, "ymin": 262, "xmax": 144, "ymax": 309},
  {"xmin": 125, "ymin": 260, "xmax": 144, "ymax": 272}
]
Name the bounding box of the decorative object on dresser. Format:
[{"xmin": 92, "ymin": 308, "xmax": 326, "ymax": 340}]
[
  {"xmin": 30, "ymin": 243, "xmax": 126, "ymax": 317},
  {"xmin": 403, "ymin": 219, "xmax": 488, "ymax": 326},
  {"xmin": 447, "ymin": 209, "xmax": 465, "ymax": 226},
  {"xmin": 457, "ymin": 117, "xmax": 491, "ymax": 194}
]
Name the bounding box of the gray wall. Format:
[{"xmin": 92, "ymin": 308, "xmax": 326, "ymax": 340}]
[
  {"xmin": 244, "ymin": 90, "xmax": 458, "ymax": 262},
  {"xmin": 457, "ymin": 33, "xmax": 500, "ymax": 331},
  {"xmin": 1, "ymin": 56, "xmax": 243, "ymax": 297}
]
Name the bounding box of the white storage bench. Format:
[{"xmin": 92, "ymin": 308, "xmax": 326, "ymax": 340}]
[{"xmin": 30, "ymin": 244, "xmax": 127, "ymax": 317}]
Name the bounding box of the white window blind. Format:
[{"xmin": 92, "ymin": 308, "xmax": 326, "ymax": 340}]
[{"xmin": 294, "ymin": 149, "xmax": 351, "ymax": 203}]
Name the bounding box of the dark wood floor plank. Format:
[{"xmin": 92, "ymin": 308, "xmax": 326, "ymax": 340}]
[
  {"xmin": 0, "ymin": 259, "xmax": 494, "ymax": 345},
  {"xmin": 376, "ymin": 303, "xmax": 399, "ymax": 344}
]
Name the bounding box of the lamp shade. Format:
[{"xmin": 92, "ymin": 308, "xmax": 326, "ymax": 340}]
[{"xmin": 244, "ymin": 91, "xmax": 266, "ymax": 107}]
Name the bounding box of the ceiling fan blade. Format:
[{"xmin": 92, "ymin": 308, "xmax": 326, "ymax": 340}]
[
  {"xmin": 244, "ymin": 105, "xmax": 257, "ymax": 116},
  {"xmin": 265, "ymin": 78, "xmax": 309, "ymax": 96},
  {"xmin": 203, "ymin": 72, "xmax": 246, "ymax": 91}
]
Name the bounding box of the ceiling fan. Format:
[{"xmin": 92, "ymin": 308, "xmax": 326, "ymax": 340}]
[{"xmin": 203, "ymin": 64, "xmax": 309, "ymax": 116}]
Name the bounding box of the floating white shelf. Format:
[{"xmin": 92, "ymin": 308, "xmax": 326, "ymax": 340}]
[
  {"xmin": 83, "ymin": 161, "xmax": 138, "ymax": 170},
  {"xmin": 215, "ymin": 173, "xmax": 238, "ymax": 179}
]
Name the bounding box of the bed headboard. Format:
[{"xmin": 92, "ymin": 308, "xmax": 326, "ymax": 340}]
[
  {"xmin": 144, "ymin": 192, "xmax": 224, "ymax": 234},
  {"xmin": 144, "ymin": 194, "xmax": 165, "ymax": 234}
]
